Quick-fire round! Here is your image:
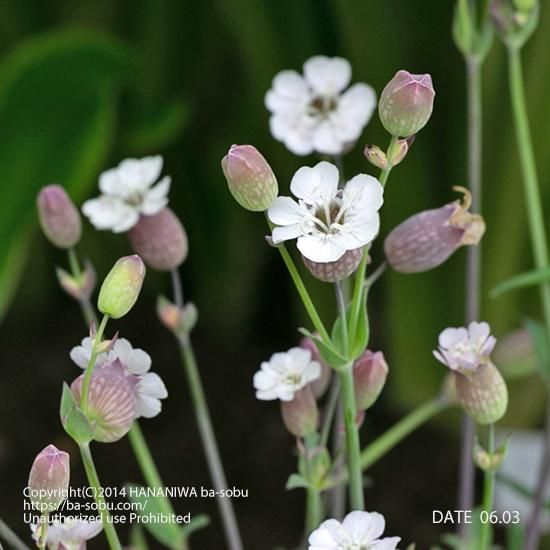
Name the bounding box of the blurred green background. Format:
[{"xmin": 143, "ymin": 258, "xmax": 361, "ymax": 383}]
[{"xmin": 1, "ymin": 0, "xmax": 550, "ymax": 548}]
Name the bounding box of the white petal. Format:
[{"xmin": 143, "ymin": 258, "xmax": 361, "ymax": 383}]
[
  {"xmin": 371, "ymin": 537, "xmax": 401, "ymax": 550},
  {"xmin": 141, "ymin": 176, "xmax": 171, "ymax": 215},
  {"xmin": 290, "ymin": 162, "xmax": 339, "ymax": 205},
  {"xmin": 297, "ymin": 233, "xmax": 346, "ymax": 263},
  {"xmin": 272, "ymin": 224, "xmax": 304, "ymax": 243},
  {"xmin": 111, "ymin": 209, "xmax": 140, "ymax": 233},
  {"xmin": 304, "ymin": 56, "xmax": 351, "ymax": 96},
  {"xmin": 271, "ymin": 70, "xmax": 309, "ymax": 100},
  {"xmin": 138, "ymin": 372, "xmax": 168, "ymax": 398},
  {"xmin": 344, "ymin": 174, "xmax": 384, "ymax": 212},
  {"xmin": 343, "ymin": 511, "xmax": 385, "ymax": 542},
  {"xmin": 82, "ymin": 196, "xmax": 138, "ymax": 232},
  {"xmin": 439, "ymin": 327, "xmax": 468, "ymax": 349},
  {"xmin": 118, "ymin": 156, "xmax": 163, "ymax": 191},
  {"xmin": 268, "ymin": 196, "xmax": 306, "ymax": 226},
  {"xmin": 336, "ymin": 82, "xmax": 377, "ymax": 137},
  {"xmin": 135, "ymin": 394, "xmax": 162, "ymax": 419},
  {"xmin": 99, "ymin": 167, "xmax": 124, "ymax": 197},
  {"xmin": 69, "ymin": 338, "xmax": 93, "ymax": 368},
  {"xmin": 312, "ymin": 121, "xmax": 344, "ymax": 155},
  {"xmin": 335, "ymin": 215, "xmax": 380, "ymax": 250}
]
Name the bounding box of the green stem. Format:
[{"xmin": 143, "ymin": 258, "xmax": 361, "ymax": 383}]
[
  {"xmin": 361, "ymin": 397, "xmax": 449, "ymax": 470},
  {"xmin": 303, "ymin": 434, "xmax": 322, "ymax": 537},
  {"xmin": 127, "ymin": 423, "xmax": 187, "ymax": 550},
  {"xmin": 459, "ymin": 55, "xmax": 483, "ymax": 539},
  {"xmin": 508, "ymin": 45, "xmax": 550, "ymax": 550},
  {"xmin": 338, "ymin": 365, "xmax": 364, "ymax": 510},
  {"xmin": 79, "ymin": 443, "xmax": 122, "ymax": 550},
  {"xmin": 80, "ymin": 314, "xmax": 109, "ymax": 414},
  {"xmin": 67, "ymin": 248, "xmax": 97, "ymax": 327},
  {"xmin": 320, "ymin": 379, "xmax": 340, "ymax": 448},
  {"xmin": 479, "ymin": 425, "xmax": 495, "ymax": 550},
  {"xmin": 0, "ymin": 517, "xmax": 31, "ymax": 550},
  {"xmin": 178, "ymin": 339, "xmax": 243, "ymax": 550},
  {"xmin": 276, "ymin": 242, "xmax": 331, "ymax": 345}
]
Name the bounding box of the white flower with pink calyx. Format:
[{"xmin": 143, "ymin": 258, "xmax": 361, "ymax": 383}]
[
  {"xmin": 308, "ymin": 510, "xmax": 400, "ymax": 550},
  {"xmin": 70, "ymin": 337, "xmax": 168, "ymax": 419},
  {"xmin": 268, "ymin": 161, "xmax": 383, "ymax": 263},
  {"xmin": 265, "ymin": 55, "xmax": 376, "ymax": 156},
  {"xmin": 82, "ymin": 155, "xmax": 171, "ymax": 233},
  {"xmin": 434, "ymin": 321, "xmax": 496, "ymax": 374},
  {"xmin": 253, "ymin": 347, "xmax": 321, "ymax": 401}
]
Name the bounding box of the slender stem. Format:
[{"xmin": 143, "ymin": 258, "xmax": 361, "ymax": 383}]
[
  {"xmin": 67, "ymin": 248, "xmax": 97, "ymax": 327},
  {"xmin": 275, "ymin": 242, "xmax": 331, "ymax": 345},
  {"xmin": 320, "ymin": 379, "xmax": 340, "ymax": 448},
  {"xmin": 338, "ymin": 365, "xmax": 364, "ymax": 510},
  {"xmin": 0, "ymin": 517, "xmax": 31, "ymax": 550},
  {"xmin": 80, "ymin": 314, "xmax": 109, "ymax": 414},
  {"xmin": 178, "ymin": 340, "xmax": 243, "ymax": 550},
  {"xmin": 479, "ymin": 425, "xmax": 495, "ymax": 550},
  {"xmin": 334, "ymin": 281, "xmax": 348, "ymax": 350},
  {"xmin": 507, "ymin": 45, "xmax": 550, "ymax": 550},
  {"xmin": 79, "ymin": 443, "xmax": 122, "ymax": 550},
  {"xmin": 459, "ymin": 56, "xmax": 483, "ymax": 539},
  {"xmin": 361, "ymin": 397, "xmax": 449, "ymax": 470},
  {"xmin": 303, "ymin": 434, "xmax": 322, "ymax": 537},
  {"xmin": 171, "ymin": 268, "xmax": 184, "ymax": 309}
]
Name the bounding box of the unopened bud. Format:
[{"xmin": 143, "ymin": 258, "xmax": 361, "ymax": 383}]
[
  {"xmin": 353, "ymin": 350, "xmax": 388, "ymax": 411},
  {"xmin": 56, "ymin": 261, "xmax": 96, "ymax": 302},
  {"xmin": 379, "ymin": 70, "xmax": 435, "ymax": 137},
  {"xmin": 28, "ymin": 444, "xmax": 70, "ymax": 513},
  {"xmin": 384, "ymin": 187, "xmax": 485, "ymax": 273},
  {"xmin": 37, "ymin": 185, "xmax": 81, "ymax": 249},
  {"xmin": 128, "ymin": 208, "xmax": 188, "ymax": 271},
  {"xmin": 302, "ymin": 248, "xmax": 363, "ymax": 283},
  {"xmin": 156, "ymin": 296, "xmax": 198, "ymax": 337},
  {"xmin": 71, "ymin": 360, "xmax": 137, "ymax": 443},
  {"xmin": 300, "ymin": 337, "xmax": 332, "ymax": 398},
  {"xmin": 387, "ymin": 137, "xmax": 413, "ymax": 166},
  {"xmin": 280, "ymin": 386, "xmax": 319, "ymax": 438},
  {"xmin": 364, "ymin": 145, "xmax": 389, "ymax": 171},
  {"xmin": 454, "ymin": 363, "xmax": 508, "ymax": 425},
  {"xmin": 221, "ymin": 144, "xmax": 278, "ymax": 211},
  {"xmin": 98, "ymin": 255, "xmax": 145, "ymax": 319}
]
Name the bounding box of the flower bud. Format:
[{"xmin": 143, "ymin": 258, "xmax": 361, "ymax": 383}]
[
  {"xmin": 384, "ymin": 187, "xmax": 485, "ymax": 273},
  {"xmin": 454, "ymin": 363, "xmax": 508, "ymax": 425},
  {"xmin": 379, "ymin": 70, "xmax": 435, "ymax": 137},
  {"xmin": 56, "ymin": 261, "xmax": 96, "ymax": 302},
  {"xmin": 364, "ymin": 145, "xmax": 389, "ymax": 171},
  {"xmin": 280, "ymin": 386, "xmax": 319, "ymax": 437},
  {"xmin": 302, "ymin": 248, "xmax": 363, "ymax": 283},
  {"xmin": 300, "ymin": 337, "xmax": 332, "ymax": 398},
  {"xmin": 28, "ymin": 444, "xmax": 70, "ymax": 513},
  {"xmin": 36, "ymin": 185, "xmax": 81, "ymax": 249},
  {"xmin": 156, "ymin": 296, "xmax": 198, "ymax": 338},
  {"xmin": 98, "ymin": 255, "xmax": 145, "ymax": 319},
  {"xmin": 71, "ymin": 360, "xmax": 137, "ymax": 443},
  {"xmin": 353, "ymin": 350, "xmax": 388, "ymax": 411},
  {"xmin": 387, "ymin": 136, "xmax": 414, "ymax": 167},
  {"xmin": 128, "ymin": 208, "xmax": 188, "ymax": 271},
  {"xmin": 221, "ymin": 144, "xmax": 278, "ymax": 211}
]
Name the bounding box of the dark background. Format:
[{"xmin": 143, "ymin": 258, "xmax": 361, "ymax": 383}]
[{"xmin": 1, "ymin": 0, "xmax": 550, "ymax": 548}]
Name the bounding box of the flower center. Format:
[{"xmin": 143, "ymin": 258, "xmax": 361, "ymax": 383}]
[
  {"xmin": 308, "ymin": 95, "xmax": 337, "ymax": 118},
  {"xmin": 284, "ymin": 371, "xmax": 303, "ymax": 387},
  {"xmin": 308, "ymin": 197, "xmax": 346, "ymax": 235},
  {"xmin": 125, "ymin": 191, "xmax": 144, "ymax": 207}
]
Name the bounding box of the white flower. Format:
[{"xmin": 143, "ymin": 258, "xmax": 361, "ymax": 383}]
[
  {"xmin": 308, "ymin": 510, "xmax": 400, "ymax": 550},
  {"xmin": 32, "ymin": 518, "xmax": 102, "ymax": 550},
  {"xmin": 268, "ymin": 161, "xmax": 383, "ymax": 262},
  {"xmin": 434, "ymin": 321, "xmax": 497, "ymax": 373},
  {"xmin": 70, "ymin": 337, "xmax": 168, "ymax": 418},
  {"xmin": 253, "ymin": 347, "xmax": 321, "ymax": 401},
  {"xmin": 82, "ymin": 156, "xmax": 171, "ymax": 233},
  {"xmin": 265, "ymin": 55, "xmax": 376, "ymax": 156}
]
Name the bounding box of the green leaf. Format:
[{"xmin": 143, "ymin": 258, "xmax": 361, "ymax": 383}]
[
  {"xmin": 126, "ymin": 484, "xmax": 185, "ymax": 548},
  {"xmin": 59, "ymin": 383, "xmax": 93, "ymax": 444},
  {"xmin": 506, "ymin": 524, "xmax": 525, "ymax": 550},
  {"xmin": 497, "ymin": 472, "xmax": 550, "ymax": 510},
  {"xmin": 285, "ymin": 473, "xmax": 309, "ymax": 491},
  {"xmin": 524, "ymin": 318, "xmax": 550, "ymax": 381},
  {"xmin": 490, "ymin": 266, "xmax": 550, "ymax": 298},
  {"xmin": 298, "ymin": 328, "xmax": 348, "ymax": 368},
  {"xmin": 0, "ymin": 30, "xmax": 131, "ymax": 321},
  {"xmin": 180, "ymin": 515, "xmax": 210, "ymax": 538},
  {"xmin": 452, "ymin": 0, "xmax": 473, "ymax": 55},
  {"xmin": 124, "ymin": 99, "xmax": 190, "ymax": 154}
]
